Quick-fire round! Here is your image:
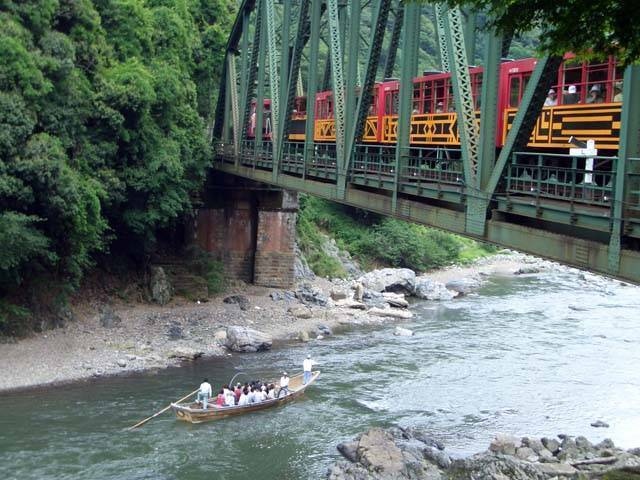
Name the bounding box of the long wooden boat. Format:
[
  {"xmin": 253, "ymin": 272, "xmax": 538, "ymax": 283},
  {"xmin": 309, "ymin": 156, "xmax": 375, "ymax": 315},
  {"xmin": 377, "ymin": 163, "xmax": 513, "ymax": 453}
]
[{"xmin": 171, "ymin": 370, "xmax": 320, "ymax": 423}]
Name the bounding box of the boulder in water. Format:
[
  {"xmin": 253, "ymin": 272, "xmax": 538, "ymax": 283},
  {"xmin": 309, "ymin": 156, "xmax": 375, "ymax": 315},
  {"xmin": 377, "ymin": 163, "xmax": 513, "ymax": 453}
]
[{"xmin": 225, "ymin": 326, "xmax": 272, "ymax": 352}]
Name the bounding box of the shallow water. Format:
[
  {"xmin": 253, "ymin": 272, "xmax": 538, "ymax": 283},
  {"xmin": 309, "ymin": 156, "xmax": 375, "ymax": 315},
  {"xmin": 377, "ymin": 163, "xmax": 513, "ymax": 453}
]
[{"xmin": 1, "ymin": 269, "xmax": 639, "ymax": 479}]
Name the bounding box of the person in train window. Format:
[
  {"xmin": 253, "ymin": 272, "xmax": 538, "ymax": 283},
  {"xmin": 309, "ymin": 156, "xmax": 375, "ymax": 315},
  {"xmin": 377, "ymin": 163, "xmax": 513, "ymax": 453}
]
[
  {"xmin": 613, "ymin": 82, "xmax": 623, "ymax": 102},
  {"xmin": 544, "ymin": 89, "xmax": 557, "ymax": 106},
  {"xmin": 586, "ymin": 84, "xmax": 604, "ymax": 104},
  {"xmin": 435, "ymin": 101, "xmax": 444, "ymax": 113},
  {"xmin": 563, "ymin": 85, "xmax": 579, "ymax": 105}
]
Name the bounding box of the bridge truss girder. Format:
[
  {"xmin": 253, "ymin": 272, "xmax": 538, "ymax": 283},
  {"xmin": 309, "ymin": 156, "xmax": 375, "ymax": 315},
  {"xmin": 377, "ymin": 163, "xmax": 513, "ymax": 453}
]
[{"xmin": 211, "ymin": 0, "xmax": 640, "ymax": 284}]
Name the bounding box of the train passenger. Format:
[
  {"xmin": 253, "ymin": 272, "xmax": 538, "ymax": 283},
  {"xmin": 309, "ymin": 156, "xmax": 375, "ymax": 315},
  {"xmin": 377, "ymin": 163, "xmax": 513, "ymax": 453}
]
[
  {"xmin": 563, "ymin": 85, "xmax": 579, "ymax": 104},
  {"xmin": 614, "ymin": 82, "xmax": 623, "ymax": 102},
  {"xmin": 435, "ymin": 101, "xmax": 444, "ymax": 113},
  {"xmin": 586, "ymin": 84, "xmax": 604, "ymax": 104},
  {"xmin": 544, "ymin": 89, "xmax": 557, "ymax": 106}
]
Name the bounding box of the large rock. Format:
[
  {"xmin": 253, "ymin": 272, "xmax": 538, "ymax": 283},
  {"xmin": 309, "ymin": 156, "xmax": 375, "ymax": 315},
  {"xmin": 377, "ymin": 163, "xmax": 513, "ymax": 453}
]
[
  {"xmin": 413, "ymin": 278, "xmax": 458, "ymax": 301},
  {"xmin": 225, "ymin": 326, "xmax": 272, "ymax": 352},
  {"xmin": 356, "ymin": 428, "xmax": 406, "ymax": 475},
  {"xmin": 294, "ymin": 243, "xmax": 316, "ymax": 280},
  {"xmin": 489, "ymin": 433, "xmax": 522, "ymax": 455},
  {"xmin": 383, "ymin": 292, "xmax": 409, "ymax": 308},
  {"xmin": 149, "ymin": 266, "xmax": 172, "ymax": 305},
  {"xmin": 358, "ymin": 268, "xmax": 416, "ymax": 294},
  {"xmin": 168, "ymin": 347, "xmax": 203, "ymax": 361},
  {"xmin": 449, "ymin": 452, "xmax": 547, "ymax": 480}
]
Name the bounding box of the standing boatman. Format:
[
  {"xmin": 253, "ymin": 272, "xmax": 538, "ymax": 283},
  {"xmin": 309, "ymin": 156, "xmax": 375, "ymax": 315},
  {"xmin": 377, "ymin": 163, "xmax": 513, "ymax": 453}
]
[
  {"xmin": 303, "ymin": 354, "xmax": 316, "ymax": 384},
  {"xmin": 196, "ymin": 378, "xmax": 212, "ymax": 409}
]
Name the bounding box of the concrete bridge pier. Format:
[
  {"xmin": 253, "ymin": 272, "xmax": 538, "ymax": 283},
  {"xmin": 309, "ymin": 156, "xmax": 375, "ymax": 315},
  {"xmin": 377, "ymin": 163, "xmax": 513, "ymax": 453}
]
[{"xmin": 193, "ymin": 174, "xmax": 298, "ymax": 288}]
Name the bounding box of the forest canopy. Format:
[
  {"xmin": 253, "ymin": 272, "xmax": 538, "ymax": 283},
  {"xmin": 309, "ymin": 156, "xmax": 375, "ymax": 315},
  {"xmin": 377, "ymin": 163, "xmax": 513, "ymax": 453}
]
[
  {"xmin": 0, "ymin": 0, "xmax": 234, "ymax": 297},
  {"xmin": 445, "ymin": 0, "xmax": 640, "ymax": 65}
]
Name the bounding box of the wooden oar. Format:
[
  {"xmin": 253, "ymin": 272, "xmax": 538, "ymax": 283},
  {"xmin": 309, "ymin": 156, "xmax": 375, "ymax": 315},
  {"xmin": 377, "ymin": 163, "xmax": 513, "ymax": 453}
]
[{"xmin": 127, "ymin": 388, "xmax": 199, "ymax": 431}]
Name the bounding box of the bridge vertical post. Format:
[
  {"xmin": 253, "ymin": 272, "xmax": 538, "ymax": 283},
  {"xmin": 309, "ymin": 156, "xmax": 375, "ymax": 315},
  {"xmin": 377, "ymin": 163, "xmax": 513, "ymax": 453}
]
[
  {"xmin": 462, "ymin": 9, "xmax": 476, "ymax": 64},
  {"xmin": 303, "ymin": 0, "xmax": 323, "ymax": 179},
  {"xmin": 239, "ymin": 10, "xmax": 250, "ymax": 144},
  {"xmin": 222, "ymin": 59, "xmax": 232, "ymax": 146},
  {"xmin": 227, "ymin": 55, "xmax": 240, "ymax": 155},
  {"xmin": 443, "ymin": 7, "xmax": 479, "ymax": 189},
  {"xmin": 384, "ymin": 1, "xmax": 403, "ymax": 80},
  {"xmin": 609, "ymin": 65, "xmax": 640, "ymax": 274},
  {"xmin": 392, "ymin": 2, "xmax": 420, "ymax": 212},
  {"xmin": 254, "ymin": 6, "xmax": 268, "ymax": 164},
  {"xmin": 241, "ymin": 0, "xmax": 262, "ymax": 163},
  {"xmin": 265, "ymin": 0, "xmax": 281, "ymax": 170},
  {"xmin": 326, "ymin": 0, "xmax": 346, "ymax": 188},
  {"xmin": 433, "ymin": 4, "xmax": 450, "ymax": 73},
  {"xmin": 343, "ymin": 0, "xmax": 392, "ymax": 198}
]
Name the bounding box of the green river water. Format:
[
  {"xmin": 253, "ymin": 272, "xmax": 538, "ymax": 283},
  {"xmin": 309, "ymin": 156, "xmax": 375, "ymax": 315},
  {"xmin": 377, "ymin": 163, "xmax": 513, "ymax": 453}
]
[{"xmin": 1, "ymin": 270, "xmax": 639, "ymax": 479}]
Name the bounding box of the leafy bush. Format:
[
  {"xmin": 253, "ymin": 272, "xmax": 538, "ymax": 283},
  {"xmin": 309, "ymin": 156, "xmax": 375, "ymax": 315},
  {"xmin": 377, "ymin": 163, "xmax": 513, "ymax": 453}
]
[{"xmin": 297, "ymin": 194, "xmax": 494, "ymax": 274}]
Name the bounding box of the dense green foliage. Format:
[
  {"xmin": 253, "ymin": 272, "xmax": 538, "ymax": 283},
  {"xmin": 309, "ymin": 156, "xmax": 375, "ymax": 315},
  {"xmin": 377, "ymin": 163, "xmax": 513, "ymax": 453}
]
[
  {"xmin": 446, "ymin": 0, "xmax": 640, "ymax": 65},
  {"xmin": 297, "ymin": 195, "xmax": 495, "ymax": 277},
  {"xmin": 0, "ymin": 1, "xmax": 233, "ymax": 307}
]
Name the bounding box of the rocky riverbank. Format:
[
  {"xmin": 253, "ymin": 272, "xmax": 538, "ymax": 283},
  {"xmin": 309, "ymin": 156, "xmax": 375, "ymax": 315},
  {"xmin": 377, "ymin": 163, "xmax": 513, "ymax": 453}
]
[
  {"xmin": 327, "ymin": 427, "xmax": 640, "ymax": 479},
  {"xmin": 0, "ymin": 251, "xmax": 573, "ymax": 392}
]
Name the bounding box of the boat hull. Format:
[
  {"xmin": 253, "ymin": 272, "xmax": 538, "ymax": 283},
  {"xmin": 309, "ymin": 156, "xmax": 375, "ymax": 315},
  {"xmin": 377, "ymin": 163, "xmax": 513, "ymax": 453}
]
[{"xmin": 171, "ymin": 371, "xmax": 319, "ymax": 424}]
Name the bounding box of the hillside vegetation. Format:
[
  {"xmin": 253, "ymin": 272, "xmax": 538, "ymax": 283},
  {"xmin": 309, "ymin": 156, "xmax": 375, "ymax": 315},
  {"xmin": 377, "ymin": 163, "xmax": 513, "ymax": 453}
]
[
  {"xmin": 297, "ymin": 195, "xmax": 496, "ymax": 278},
  {"xmin": 0, "ymin": 0, "xmax": 234, "ymax": 333}
]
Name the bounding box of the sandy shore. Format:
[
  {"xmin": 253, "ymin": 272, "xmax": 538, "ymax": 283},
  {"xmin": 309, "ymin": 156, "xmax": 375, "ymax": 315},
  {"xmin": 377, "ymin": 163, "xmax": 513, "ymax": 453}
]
[{"xmin": 0, "ymin": 252, "xmax": 544, "ymax": 393}]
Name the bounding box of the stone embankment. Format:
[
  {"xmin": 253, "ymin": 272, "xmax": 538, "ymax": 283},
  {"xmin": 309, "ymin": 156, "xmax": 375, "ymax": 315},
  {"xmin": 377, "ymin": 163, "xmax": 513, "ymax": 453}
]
[
  {"xmin": 327, "ymin": 427, "xmax": 640, "ymax": 480},
  {"xmin": 0, "ymin": 251, "xmax": 558, "ymax": 392}
]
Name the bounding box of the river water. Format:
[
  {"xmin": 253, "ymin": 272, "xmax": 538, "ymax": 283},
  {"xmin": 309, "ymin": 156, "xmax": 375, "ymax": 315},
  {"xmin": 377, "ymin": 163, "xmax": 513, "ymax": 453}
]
[{"xmin": 1, "ymin": 269, "xmax": 639, "ymax": 479}]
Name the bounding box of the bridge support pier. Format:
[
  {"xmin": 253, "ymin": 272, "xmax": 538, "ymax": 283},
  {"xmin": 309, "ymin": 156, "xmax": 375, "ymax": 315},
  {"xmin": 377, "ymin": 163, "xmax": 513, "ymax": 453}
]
[{"xmin": 193, "ymin": 174, "xmax": 298, "ymax": 288}]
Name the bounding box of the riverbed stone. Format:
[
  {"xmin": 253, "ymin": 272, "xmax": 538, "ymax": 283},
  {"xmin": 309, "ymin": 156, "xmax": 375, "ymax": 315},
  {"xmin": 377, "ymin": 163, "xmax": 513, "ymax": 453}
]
[
  {"xmin": 368, "ymin": 307, "xmax": 413, "ymax": 319},
  {"xmin": 382, "ymin": 292, "xmax": 409, "ymax": 308},
  {"xmin": 358, "ymin": 268, "xmax": 416, "ymax": 294},
  {"xmin": 149, "ymin": 266, "xmax": 172, "ymax": 305},
  {"xmin": 288, "ymin": 305, "xmax": 313, "ymax": 319},
  {"xmin": 330, "ymin": 289, "xmax": 348, "ymax": 301},
  {"xmin": 541, "ymin": 437, "xmax": 560, "ymax": 454},
  {"xmin": 225, "ymin": 326, "xmax": 272, "ymax": 352},
  {"xmin": 223, "ymin": 295, "xmax": 250, "ymax": 311},
  {"xmin": 99, "ymin": 306, "xmax": 122, "ymax": 329},
  {"xmin": 489, "ymin": 433, "xmax": 522, "ymax": 455},
  {"xmin": 591, "ymin": 420, "xmax": 610, "ymax": 428},
  {"xmin": 413, "ymin": 278, "xmax": 458, "ymax": 301},
  {"xmin": 296, "ymin": 283, "xmax": 329, "ymax": 306},
  {"xmin": 536, "ymin": 462, "xmax": 578, "ymax": 476},
  {"xmin": 444, "ymin": 278, "xmax": 481, "ymax": 295},
  {"xmin": 356, "ymin": 428, "xmax": 406, "ymax": 475}
]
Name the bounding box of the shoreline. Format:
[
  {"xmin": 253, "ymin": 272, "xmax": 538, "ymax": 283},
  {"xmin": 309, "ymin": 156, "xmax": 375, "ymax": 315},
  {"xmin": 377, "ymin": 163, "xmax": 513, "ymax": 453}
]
[{"xmin": 0, "ymin": 252, "xmax": 556, "ymax": 394}]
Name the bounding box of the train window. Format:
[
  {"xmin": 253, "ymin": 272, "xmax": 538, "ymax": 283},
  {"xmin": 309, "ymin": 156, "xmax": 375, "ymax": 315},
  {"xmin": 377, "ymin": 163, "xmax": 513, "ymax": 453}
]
[
  {"xmin": 422, "ymin": 81, "xmax": 433, "ymax": 113},
  {"xmin": 471, "ymin": 72, "xmax": 483, "ymax": 109},
  {"xmin": 412, "ymin": 83, "xmax": 422, "ymax": 113},
  {"xmin": 586, "ymin": 61, "xmax": 609, "ymax": 102},
  {"xmin": 369, "ymin": 90, "xmax": 378, "ymax": 115},
  {"xmin": 562, "ymin": 59, "xmax": 583, "ymax": 102},
  {"xmin": 434, "ymin": 79, "xmax": 446, "ymax": 111},
  {"xmin": 385, "ymin": 91, "xmax": 399, "ymax": 115},
  {"xmin": 509, "ymin": 76, "xmax": 520, "ymax": 107}
]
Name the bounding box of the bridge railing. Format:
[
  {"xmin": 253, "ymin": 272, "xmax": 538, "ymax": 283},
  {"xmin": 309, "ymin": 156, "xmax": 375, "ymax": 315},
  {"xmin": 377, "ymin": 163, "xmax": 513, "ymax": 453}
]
[
  {"xmin": 505, "ymin": 152, "xmax": 616, "ymax": 207},
  {"xmin": 628, "ymin": 158, "xmax": 640, "ymax": 219}
]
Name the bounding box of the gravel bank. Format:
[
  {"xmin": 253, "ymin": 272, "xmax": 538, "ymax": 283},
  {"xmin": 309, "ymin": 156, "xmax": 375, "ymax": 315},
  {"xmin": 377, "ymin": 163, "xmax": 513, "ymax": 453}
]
[{"xmin": 0, "ymin": 252, "xmax": 551, "ymax": 393}]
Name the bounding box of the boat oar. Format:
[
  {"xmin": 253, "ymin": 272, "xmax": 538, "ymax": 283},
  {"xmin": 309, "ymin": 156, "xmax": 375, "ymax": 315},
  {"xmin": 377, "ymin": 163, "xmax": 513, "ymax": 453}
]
[{"xmin": 126, "ymin": 388, "xmax": 199, "ymax": 431}]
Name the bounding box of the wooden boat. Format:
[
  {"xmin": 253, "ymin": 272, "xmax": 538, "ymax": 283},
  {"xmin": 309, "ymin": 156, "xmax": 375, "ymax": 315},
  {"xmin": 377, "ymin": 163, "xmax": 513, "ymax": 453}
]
[{"xmin": 170, "ymin": 371, "xmax": 320, "ymax": 423}]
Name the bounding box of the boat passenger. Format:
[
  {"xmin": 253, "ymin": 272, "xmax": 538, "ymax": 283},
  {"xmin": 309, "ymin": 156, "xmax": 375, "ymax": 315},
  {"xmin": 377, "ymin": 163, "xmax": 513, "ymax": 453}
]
[
  {"xmin": 279, "ymin": 372, "xmax": 290, "ymax": 396},
  {"xmin": 215, "ymin": 389, "xmax": 225, "ymax": 407},
  {"xmin": 266, "ymin": 384, "xmax": 276, "ymax": 399},
  {"xmin": 224, "ymin": 387, "xmax": 236, "ymax": 406},
  {"xmin": 238, "ymin": 387, "xmax": 249, "ymax": 406},
  {"xmin": 234, "ymin": 383, "xmax": 242, "ymax": 403},
  {"xmin": 197, "ymin": 378, "xmax": 212, "ymax": 409},
  {"xmin": 259, "ymin": 385, "xmax": 268, "ymax": 401}
]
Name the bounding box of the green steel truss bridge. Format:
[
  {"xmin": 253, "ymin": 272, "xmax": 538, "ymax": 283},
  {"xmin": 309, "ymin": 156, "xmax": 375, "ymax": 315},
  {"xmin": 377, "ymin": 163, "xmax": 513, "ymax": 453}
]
[{"xmin": 211, "ymin": 0, "xmax": 640, "ymax": 284}]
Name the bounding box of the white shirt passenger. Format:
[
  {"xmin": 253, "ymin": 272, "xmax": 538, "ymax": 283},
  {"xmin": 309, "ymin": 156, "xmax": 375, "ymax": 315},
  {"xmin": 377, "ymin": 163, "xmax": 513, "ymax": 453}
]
[
  {"xmin": 280, "ymin": 375, "xmax": 289, "ymax": 388},
  {"xmin": 238, "ymin": 393, "xmax": 249, "ymax": 406}
]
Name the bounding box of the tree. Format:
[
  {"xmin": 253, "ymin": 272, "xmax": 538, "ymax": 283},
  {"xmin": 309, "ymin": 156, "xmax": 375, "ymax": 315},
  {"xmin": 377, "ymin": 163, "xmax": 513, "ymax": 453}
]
[{"xmin": 446, "ymin": 0, "xmax": 640, "ymax": 65}]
